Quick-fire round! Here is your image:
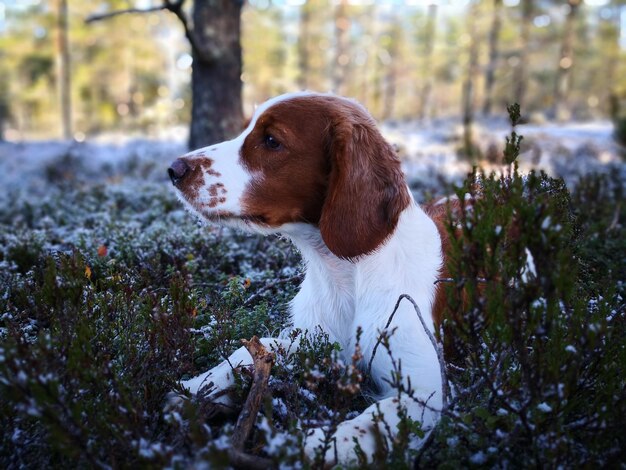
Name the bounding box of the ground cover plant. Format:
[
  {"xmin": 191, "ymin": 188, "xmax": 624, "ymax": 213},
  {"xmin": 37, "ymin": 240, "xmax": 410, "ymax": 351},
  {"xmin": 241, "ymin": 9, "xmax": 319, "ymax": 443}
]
[{"xmin": 1, "ymin": 124, "xmax": 625, "ymax": 468}]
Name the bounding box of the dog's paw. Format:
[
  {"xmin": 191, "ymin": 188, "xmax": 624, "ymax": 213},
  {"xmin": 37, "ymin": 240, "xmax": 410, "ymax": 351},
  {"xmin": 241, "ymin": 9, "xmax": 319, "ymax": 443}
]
[
  {"xmin": 165, "ymin": 346, "xmax": 256, "ymax": 416},
  {"xmin": 163, "ymin": 390, "xmax": 187, "ymax": 412},
  {"xmin": 303, "ymin": 422, "xmax": 377, "ymax": 466},
  {"xmin": 303, "ymin": 427, "xmax": 330, "ymax": 464},
  {"xmin": 166, "ymin": 361, "xmax": 246, "ymax": 415},
  {"xmin": 164, "ymin": 380, "xmax": 238, "ymax": 418}
]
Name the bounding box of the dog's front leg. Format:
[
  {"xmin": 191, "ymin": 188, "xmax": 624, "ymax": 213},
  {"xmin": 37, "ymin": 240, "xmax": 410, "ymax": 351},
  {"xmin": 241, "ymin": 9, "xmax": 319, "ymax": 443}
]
[{"xmin": 177, "ymin": 337, "xmax": 293, "ymax": 411}]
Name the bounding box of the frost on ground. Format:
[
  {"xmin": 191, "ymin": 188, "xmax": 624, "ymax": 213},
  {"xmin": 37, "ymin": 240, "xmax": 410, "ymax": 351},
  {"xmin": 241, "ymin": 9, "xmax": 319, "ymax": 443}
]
[
  {"xmin": 384, "ymin": 118, "xmax": 626, "ymax": 191},
  {"xmin": 1, "ymin": 119, "xmax": 624, "ymax": 202}
]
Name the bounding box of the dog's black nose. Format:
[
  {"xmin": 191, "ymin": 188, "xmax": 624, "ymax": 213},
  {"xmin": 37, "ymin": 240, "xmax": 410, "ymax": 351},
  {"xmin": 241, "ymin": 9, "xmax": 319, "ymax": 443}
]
[{"xmin": 168, "ymin": 158, "xmax": 190, "ymax": 186}]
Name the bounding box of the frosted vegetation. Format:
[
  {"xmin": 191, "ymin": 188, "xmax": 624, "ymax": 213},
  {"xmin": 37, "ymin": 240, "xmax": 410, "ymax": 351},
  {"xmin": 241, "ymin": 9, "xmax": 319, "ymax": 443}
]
[{"xmin": 1, "ymin": 120, "xmax": 625, "ymax": 467}]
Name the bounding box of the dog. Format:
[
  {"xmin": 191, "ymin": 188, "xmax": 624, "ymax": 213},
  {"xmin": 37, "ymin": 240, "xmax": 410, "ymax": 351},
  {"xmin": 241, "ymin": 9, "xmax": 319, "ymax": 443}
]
[{"xmin": 168, "ymin": 92, "xmax": 450, "ymax": 464}]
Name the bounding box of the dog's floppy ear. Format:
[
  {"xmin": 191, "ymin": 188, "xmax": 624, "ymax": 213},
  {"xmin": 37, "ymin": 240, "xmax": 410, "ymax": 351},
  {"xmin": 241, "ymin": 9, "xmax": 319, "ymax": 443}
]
[{"xmin": 319, "ymin": 109, "xmax": 410, "ymax": 259}]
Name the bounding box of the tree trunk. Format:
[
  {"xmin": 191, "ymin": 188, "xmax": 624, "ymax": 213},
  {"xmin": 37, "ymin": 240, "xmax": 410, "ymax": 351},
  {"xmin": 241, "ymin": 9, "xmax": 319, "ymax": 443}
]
[
  {"xmin": 462, "ymin": 1, "xmax": 480, "ymax": 159},
  {"xmin": 602, "ymin": 4, "xmax": 621, "ymax": 117},
  {"xmin": 417, "ymin": 3, "xmax": 437, "ymax": 120},
  {"xmin": 514, "ymin": 0, "xmax": 533, "ymax": 111},
  {"xmin": 332, "ymin": 0, "xmax": 350, "ymax": 95},
  {"xmin": 482, "ymin": 0, "xmax": 502, "ymax": 116},
  {"xmin": 554, "ymin": 0, "xmax": 581, "ymax": 121},
  {"xmin": 189, "ymin": 0, "xmax": 243, "ymax": 149},
  {"xmin": 57, "ymin": 0, "xmax": 72, "ymax": 140}
]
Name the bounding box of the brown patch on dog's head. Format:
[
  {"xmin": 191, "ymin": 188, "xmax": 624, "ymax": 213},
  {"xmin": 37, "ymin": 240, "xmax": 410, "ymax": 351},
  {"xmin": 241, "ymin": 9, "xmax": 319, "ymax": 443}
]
[{"xmin": 239, "ymin": 95, "xmax": 410, "ymax": 259}]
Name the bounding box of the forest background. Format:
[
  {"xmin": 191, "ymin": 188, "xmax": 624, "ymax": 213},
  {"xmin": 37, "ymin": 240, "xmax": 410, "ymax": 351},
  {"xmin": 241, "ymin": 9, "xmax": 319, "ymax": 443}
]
[{"xmin": 2, "ymin": 0, "xmax": 626, "ymax": 147}]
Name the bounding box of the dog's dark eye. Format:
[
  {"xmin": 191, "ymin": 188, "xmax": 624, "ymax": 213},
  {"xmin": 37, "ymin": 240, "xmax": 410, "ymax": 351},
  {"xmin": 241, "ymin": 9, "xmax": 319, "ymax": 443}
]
[{"xmin": 264, "ymin": 134, "xmax": 282, "ymax": 150}]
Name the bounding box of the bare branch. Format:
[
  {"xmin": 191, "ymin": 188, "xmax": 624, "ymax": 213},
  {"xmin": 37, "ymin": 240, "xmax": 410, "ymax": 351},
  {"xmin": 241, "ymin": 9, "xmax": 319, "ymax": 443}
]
[
  {"xmin": 85, "ymin": 5, "xmax": 168, "ymax": 24},
  {"xmin": 243, "ymin": 274, "xmax": 303, "ymax": 306},
  {"xmin": 368, "ymin": 294, "xmax": 450, "ymax": 411},
  {"xmin": 85, "ymin": 0, "xmax": 216, "ymax": 64},
  {"xmin": 164, "ymin": 1, "xmax": 216, "ymax": 64},
  {"xmin": 228, "ymin": 336, "xmax": 276, "ymax": 469},
  {"xmin": 228, "ymin": 448, "xmax": 274, "ymax": 469}
]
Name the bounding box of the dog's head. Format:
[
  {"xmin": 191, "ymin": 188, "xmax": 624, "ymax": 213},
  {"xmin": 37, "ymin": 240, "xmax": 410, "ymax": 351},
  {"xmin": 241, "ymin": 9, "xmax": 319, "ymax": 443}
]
[{"xmin": 168, "ymin": 92, "xmax": 410, "ymax": 259}]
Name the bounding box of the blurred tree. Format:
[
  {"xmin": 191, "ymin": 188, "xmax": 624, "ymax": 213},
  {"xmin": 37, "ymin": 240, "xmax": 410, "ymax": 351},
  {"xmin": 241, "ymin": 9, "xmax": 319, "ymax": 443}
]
[
  {"xmin": 242, "ymin": 4, "xmax": 288, "ymax": 104},
  {"xmin": 57, "ymin": 0, "xmax": 72, "ymax": 139},
  {"xmin": 77, "ymin": 3, "xmax": 167, "ymax": 134},
  {"xmin": 602, "ymin": 1, "xmax": 626, "ymax": 111},
  {"xmin": 332, "ymin": 0, "xmax": 350, "ymax": 95},
  {"xmin": 417, "ymin": 3, "xmax": 438, "ymax": 120},
  {"xmin": 482, "ymin": 0, "xmax": 502, "ymax": 116},
  {"xmin": 0, "ymin": 75, "xmax": 8, "ymax": 141},
  {"xmin": 434, "ymin": 15, "xmax": 463, "ymax": 117},
  {"xmin": 298, "ymin": 0, "xmax": 312, "ymax": 90},
  {"xmin": 297, "ymin": 1, "xmax": 331, "ymax": 91},
  {"xmin": 1, "ymin": 3, "xmax": 56, "ymax": 137},
  {"xmin": 462, "ymin": 0, "xmax": 481, "ymax": 159},
  {"xmin": 554, "ymin": 0, "xmax": 582, "ymax": 121},
  {"xmin": 0, "ymin": 49, "xmax": 9, "ymax": 140},
  {"xmin": 353, "ymin": 3, "xmax": 379, "ymax": 112},
  {"xmin": 513, "ymin": 0, "xmax": 536, "ymax": 112},
  {"xmin": 381, "ymin": 12, "xmax": 402, "ymax": 120}
]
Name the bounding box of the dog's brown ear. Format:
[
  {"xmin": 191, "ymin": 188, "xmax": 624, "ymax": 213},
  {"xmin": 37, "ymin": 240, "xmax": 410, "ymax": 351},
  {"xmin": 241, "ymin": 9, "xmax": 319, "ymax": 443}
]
[{"xmin": 319, "ymin": 110, "xmax": 410, "ymax": 259}]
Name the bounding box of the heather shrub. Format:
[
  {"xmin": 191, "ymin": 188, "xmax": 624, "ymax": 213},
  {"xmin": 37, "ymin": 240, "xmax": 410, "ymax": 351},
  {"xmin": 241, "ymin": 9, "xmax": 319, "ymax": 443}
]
[
  {"xmin": 417, "ymin": 163, "xmax": 626, "ymax": 466},
  {"xmin": 1, "ymin": 125, "xmax": 624, "ymax": 467},
  {"xmin": 0, "ymin": 182, "xmax": 301, "ymax": 468},
  {"xmin": 0, "ymin": 251, "xmax": 195, "ymax": 466}
]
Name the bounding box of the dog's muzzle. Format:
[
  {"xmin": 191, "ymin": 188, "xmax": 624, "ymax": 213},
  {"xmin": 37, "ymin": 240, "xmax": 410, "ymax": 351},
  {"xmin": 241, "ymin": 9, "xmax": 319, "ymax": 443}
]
[{"xmin": 168, "ymin": 158, "xmax": 190, "ymax": 187}]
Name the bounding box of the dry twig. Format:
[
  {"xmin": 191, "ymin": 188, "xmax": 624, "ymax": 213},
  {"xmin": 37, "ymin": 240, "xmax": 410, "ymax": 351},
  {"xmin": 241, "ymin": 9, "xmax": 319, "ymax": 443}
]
[
  {"xmin": 608, "ymin": 201, "xmax": 621, "ymax": 231},
  {"xmin": 228, "ymin": 336, "xmax": 276, "ymax": 469},
  {"xmin": 368, "ymin": 294, "xmax": 449, "ymax": 411},
  {"xmin": 243, "ymin": 274, "xmax": 303, "ymax": 306}
]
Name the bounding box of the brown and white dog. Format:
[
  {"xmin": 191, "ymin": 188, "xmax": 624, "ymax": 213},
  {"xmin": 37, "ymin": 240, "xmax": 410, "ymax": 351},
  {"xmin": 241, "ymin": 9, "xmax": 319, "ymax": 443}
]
[{"xmin": 168, "ymin": 92, "xmax": 449, "ymax": 464}]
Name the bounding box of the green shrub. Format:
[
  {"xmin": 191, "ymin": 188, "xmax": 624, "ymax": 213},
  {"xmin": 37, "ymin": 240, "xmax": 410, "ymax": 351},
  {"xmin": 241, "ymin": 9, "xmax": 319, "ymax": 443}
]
[
  {"xmin": 0, "ymin": 251, "xmax": 195, "ymax": 466},
  {"xmin": 419, "ymin": 164, "xmax": 626, "ymax": 467}
]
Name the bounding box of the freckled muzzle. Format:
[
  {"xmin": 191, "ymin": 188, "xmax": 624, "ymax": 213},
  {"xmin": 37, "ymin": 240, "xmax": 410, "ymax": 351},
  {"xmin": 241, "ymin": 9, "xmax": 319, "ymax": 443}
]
[{"xmin": 167, "ymin": 153, "xmax": 236, "ymax": 220}]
